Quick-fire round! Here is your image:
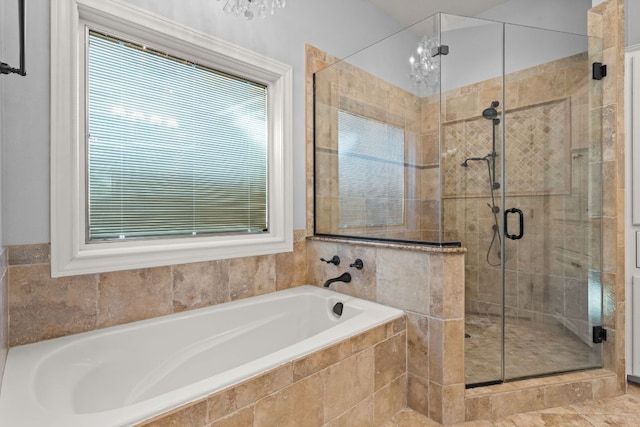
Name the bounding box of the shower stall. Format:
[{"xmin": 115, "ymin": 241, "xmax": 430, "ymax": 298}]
[{"xmin": 313, "ymin": 13, "xmax": 604, "ymax": 387}]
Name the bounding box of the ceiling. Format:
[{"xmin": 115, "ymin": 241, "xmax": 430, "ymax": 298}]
[{"xmin": 366, "ymin": 0, "xmax": 511, "ymax": 28}]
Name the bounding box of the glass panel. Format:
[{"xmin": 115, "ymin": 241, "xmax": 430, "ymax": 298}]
[
  {"xmin": 313, "ymin": 14, "xmax": 450, "ymax": 244},
  {"xmin": 502, "ymin": 24, "xmax": 603, "ymax": 380},
  {"xmin": 436, "ymin": 14, "xmax": 506, "ymax": 386},
  {"xmin": 311, "ymin": 10, "xmax": 604, "ymax": 388}
]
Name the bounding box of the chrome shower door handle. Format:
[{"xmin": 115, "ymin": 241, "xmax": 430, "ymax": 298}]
[{"xmin": 504, "ymin": 208, "xmax": 524, "ymax": 240}]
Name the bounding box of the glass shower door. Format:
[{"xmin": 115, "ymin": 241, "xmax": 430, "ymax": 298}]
[
  {"xmin": 459, "ymin": 17, "xmax": 604, "ymax": 386},
  {"xmin": 500, "ymin": 24, "xmax": 603, "ymax": 381},
  {"xmin": 438, "ymin": 14, "xmax": 506, "ymax": 386}
]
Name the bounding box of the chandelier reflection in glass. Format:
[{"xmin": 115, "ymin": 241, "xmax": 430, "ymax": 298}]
[
  {"xmin": 409, "ymin": 36, "xmax": 447, "ymax": 90},
  {"xmin": 218, "ymin": 0, "xmax": 286, "ymax": 20}
]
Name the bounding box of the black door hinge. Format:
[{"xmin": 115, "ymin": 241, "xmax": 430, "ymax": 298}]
[
  {"xmin": 592, "ymin": 62, "xmax": 607, "ymax": 80},
  {"xmin": 593, "ymin": 326, "xmax": 607, "ymax": 343}
]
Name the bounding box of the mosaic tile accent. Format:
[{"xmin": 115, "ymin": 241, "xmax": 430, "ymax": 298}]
[{"xmin": 443, "ymin": 98, "xmax": 571, "ymax": 198}]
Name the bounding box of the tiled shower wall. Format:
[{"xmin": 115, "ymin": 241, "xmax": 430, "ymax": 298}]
[
  {"xmin": 6, "ymin": 231, "xmax": 307, "ymax": 346},
  {"xmin": 441, "ymin": 52, "xmax": 600, "ymax": 341}
]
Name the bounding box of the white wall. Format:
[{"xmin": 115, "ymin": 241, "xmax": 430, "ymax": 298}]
[
  {"xmin": 482, "ymin": 0, "xmax": 592, "ymax": 34},
  {"xmin": 1, "ymin": 0, "xmax": 404, "ymax": 244},
  {"xmin": 629, "ymin": 0, "xmax": 640, "ymax": 47},
  {"xmin": 0, "ymin": 0, "xmax": 5, "ymax": 248},
  {"xmin": 438, "ymin": 0, "xmax": 592, "ymax": 92},
  {"xmin": 625, "ymin": 47, "xmax": 640, "ymax": 382},
  {"xmin": 2, "ymin": 0, "xmax": 49, "ymax": 245}
]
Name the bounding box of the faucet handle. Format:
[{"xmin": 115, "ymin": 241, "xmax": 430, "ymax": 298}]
[
  {"xmin": 320, "ymin": 255, "xmax": 340, "ymax": 266},
  {"xmin": 349, "ymin": 258, "xmax": 364, "ymax": 270}
]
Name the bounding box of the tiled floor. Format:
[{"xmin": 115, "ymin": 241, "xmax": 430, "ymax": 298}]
[
  {"xmin": 465, "ymin": 314, "xmax": 598, "ymax": 385},
  {"xmin": 383, "ymin": 383, "xmax": 640, "ymax": 426}
]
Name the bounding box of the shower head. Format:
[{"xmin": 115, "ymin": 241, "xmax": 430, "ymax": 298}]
[
  {"xmin": 482, "ymin": 108, "xmax": 497, "ymax": 119},
  {"xmin": 482, "ymin": 107, "xmax": 498, "ymax": 120},
  {"xmin": 482, "ymin": 101, "xmax": 501, "ymax": 125}
]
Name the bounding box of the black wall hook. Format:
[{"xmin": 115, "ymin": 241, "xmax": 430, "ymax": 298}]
[{"xmin": 320, "ymin": 255, "xmax": 340, "ymax": 266}]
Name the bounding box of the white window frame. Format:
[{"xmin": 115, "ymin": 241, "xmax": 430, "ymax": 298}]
[{"xmin": 51, "ymin": 0, "xmax": 293, "ymax": 277}]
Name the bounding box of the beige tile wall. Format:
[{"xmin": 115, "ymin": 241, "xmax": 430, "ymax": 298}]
[
  {"xmin": 465, "ymin": 369, "xmax": 619, "ymax": 421},
  {"xmin": 135, "ymin": 316, "xmax": 407, "ymax": 427},
  {"xmin": 306, "ymin": 237, "xmax": 466, "ymax": 425},
  {"xmin": 7, "ymin": 231, "xmax": 307, "ymax": 346},
  {"xmin": 594, "ymin": 0, "xmax": 626, "ymax": 390}
]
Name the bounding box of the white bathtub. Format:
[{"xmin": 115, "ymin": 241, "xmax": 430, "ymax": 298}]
[{"xmin": 0, "ymin": 285, "xmax": 403, "ymax": 426}]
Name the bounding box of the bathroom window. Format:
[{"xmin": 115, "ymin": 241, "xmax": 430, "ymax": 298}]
[
  {"xmin": 87, "ymin": 31, "xmax": 267, "ymax": 241},
  {"xmin": 50, "ymin": 0, "xmax": 292, "ymax": 277},
  {"xmin": 337, "ymin": 111, "xmax": 405, "ymax": 228}
]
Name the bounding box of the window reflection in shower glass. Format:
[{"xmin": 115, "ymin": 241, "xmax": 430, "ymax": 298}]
[{"xmin": 337, "ymin": 111, "xmax": 405, "ymax": 228}]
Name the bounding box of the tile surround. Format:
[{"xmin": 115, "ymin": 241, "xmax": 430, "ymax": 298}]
[
  {"xmin": 306, "ymin": 236, "xmax": 467, "ymax": 425},
  {"xmin": 136, "ymin": 316, "xmax": 407, "ymax": 427},
  {"xmin": 385, "ymin": 382, "xmax": 640, "ymax": 426},
  {"xmin": 9, "ymin": 263, "xmax": 98, "ymax": 344},
  {"xmin": 6, "ymin": 231, "xmax": 308, "ymax": 346}
]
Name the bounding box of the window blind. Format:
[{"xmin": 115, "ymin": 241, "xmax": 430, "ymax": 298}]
[
  {"xmin": 337, "ymin": 111, "xmax": 405, "ymax": 228},
  {"xmin": 87, "ymin": 31, "xmax": 268, "ymax": 241}
]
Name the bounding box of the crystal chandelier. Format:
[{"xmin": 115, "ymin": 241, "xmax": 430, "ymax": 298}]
[
  {"xmin": 218, "ymin": 0, "xmax": 286, "ymax": 20},
  {"xmin": 409, "ymin": 36, "xmax": 445, "ymax": 89}
]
